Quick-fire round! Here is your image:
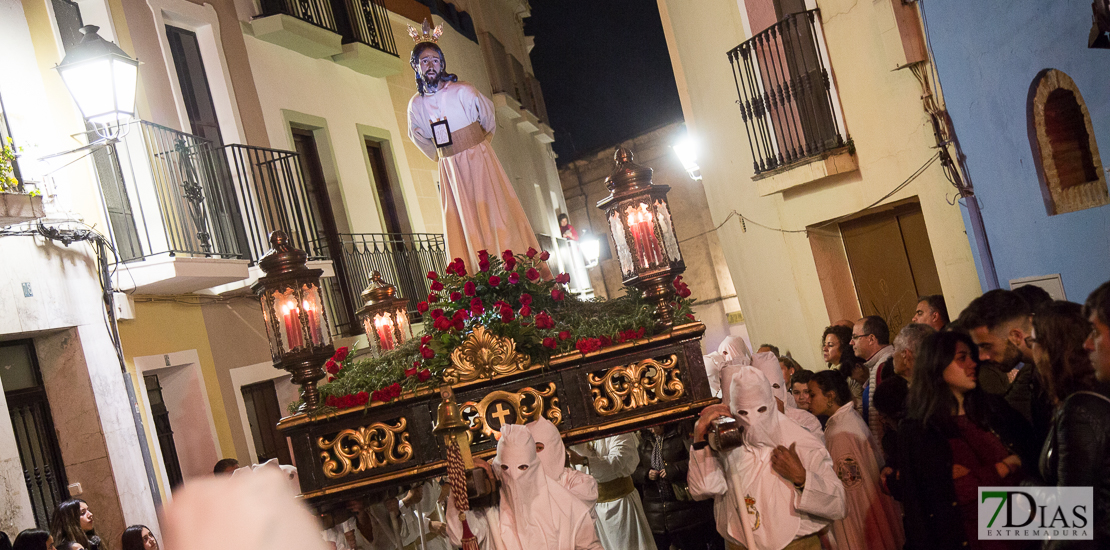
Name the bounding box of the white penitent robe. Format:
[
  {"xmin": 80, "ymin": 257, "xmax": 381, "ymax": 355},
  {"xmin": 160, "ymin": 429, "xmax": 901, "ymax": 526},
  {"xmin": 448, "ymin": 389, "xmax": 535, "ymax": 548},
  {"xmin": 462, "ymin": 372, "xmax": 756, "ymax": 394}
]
[
  {"xmin": 689, "ymin": 367, "xmax": 846, "ymax": 550},
  {"xmin": 572, "ymin": 435, "xmax": 657, "ymax": 550},
  {"xmin": 447, "ymin": 425, "xmax": 603, "ymax": 550},
  {"xmin": 823, "ymin": 403, "xmax": 905, "ymax": 550},
  {"xmin": 407, "ymin": 81, "xmax": 543, "ymax": 272},
  {"xmin": 399, "ymin": 481, "xmax": 453, "ymax": 550},
  {"xmin": 751, "ymin": 351, "xmax": 825, "ymax": 444},
  {"xmin": 527, "ymin": 418, "xmax": 599, "ymax": 510}
]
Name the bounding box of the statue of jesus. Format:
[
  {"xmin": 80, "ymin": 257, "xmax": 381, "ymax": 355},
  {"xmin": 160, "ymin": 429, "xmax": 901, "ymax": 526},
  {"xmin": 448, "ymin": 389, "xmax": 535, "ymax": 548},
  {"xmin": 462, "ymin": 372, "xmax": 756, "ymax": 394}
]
[{"xmin": 406, "ymin": 21, "xmax": 545, "ymax": 273}]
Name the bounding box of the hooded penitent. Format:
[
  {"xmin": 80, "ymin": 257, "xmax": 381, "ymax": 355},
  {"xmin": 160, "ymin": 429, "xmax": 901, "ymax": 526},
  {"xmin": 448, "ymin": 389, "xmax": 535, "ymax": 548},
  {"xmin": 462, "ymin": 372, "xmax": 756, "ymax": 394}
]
[
  {"xmin": 725, "ymin": 367, "xmax": 801, "ymax": 550},
  {"xmin": 717, "ymin": 336, "xmax": 752, "ymax": 367},
  {"xmin": 704, "ymin": 352, "xmax": 726, "ymax": 397},
  {"xmin": 526, "ymin": 417, "xmax": 565, "ymax": 480}
]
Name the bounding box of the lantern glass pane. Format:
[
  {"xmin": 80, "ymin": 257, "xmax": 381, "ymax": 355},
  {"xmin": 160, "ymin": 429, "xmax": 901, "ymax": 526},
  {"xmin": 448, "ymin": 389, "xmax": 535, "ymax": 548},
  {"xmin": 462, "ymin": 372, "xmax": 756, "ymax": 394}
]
[
  {"xmin": 60, "ymin": 58, "xmax": 114, "ymax": 122},
  {"xmin": 624, "ymin": 202, "xmax": 665, "ymax": 270},
  {"xmin": 652, "ymin": 198, "xmax": 682, "ymax": 263},
  {"xmin": 395, "ymin": 307, "xmax": 411, "ymax": 344},
  {"xmin": 260, "ymin": 290, "xmax": 281, "ymax": 360},
  {"xmin": 361, "ymin": 314, "xmax": 381, "ymax": 355},
  {"xmin": 608, "ymin": 209, "xmax": 635, "ymax": 276},
  {"xmin": 274, "ymin": 288, "xmax": 304, "ymax": 352},
  {"xmin": 111, "ymin": 58, "xmax": 138, "ymax": 119},
  {"xmin": 301, "ymin": 283, "xmax": 328, "ymax": 347},
  {"xmin": 373, "ymin": 311, "xmax": 397, "ymax": 351}
]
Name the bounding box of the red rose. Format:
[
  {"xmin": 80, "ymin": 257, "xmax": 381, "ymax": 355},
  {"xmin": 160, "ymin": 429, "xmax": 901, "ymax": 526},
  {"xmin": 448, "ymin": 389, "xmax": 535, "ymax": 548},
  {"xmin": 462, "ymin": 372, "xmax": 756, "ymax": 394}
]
[
  {"xmin": 599, "ymin": 335, "xmax": 612, "ymax": 347},
  {"xmin": 527, "ymin": 247, "xmax": 538, "ymax": 258},
  {"xmin": 450, "ymin": 291, "xmax": 462, "ymax": 302},
  {"xmin": 418, "ymin": 369, "xmax": 431, "ymax": 382},
  {"xmin": 635, "ymin": 327, "xmax": 645, "ymax": 338},
  {"xmin": 428, "ymin": 293, "xmax": 439, "ymax": 303},
  {"xmin": 504, "ymin": 256, "xmax": 517, "ymax": 271},
  {"xmin": 405, "ymin": 367, "xmax": 417, "ymax": 377},
  {"xmin": 421, "ymin": 345, "xmax": 435, "ymax": 359},
  {"xmin": 445, "ymin": 263, "xmax": 456, "ymax": 276},
  {"xmin": 558, "ymin": 330, "xmax": 571, "ymax": 341},
  {"xmin": 543, "ymin": 337, "xmax": 557, "ymax": 349},
  {"xmin": 502, "ymin": 249, "xmax": 514, "ymax": 263},
  {"xmin": 453, "ymin": 309, "xmax": 466, "ymax": 320},
  {"xmin": 433, "ymin": 317, "xmax": 451, "ymax": 331},
  {"xmin": 555, "ymin": 273, "xmax": 570, "ymax": 284},
  {"xmin": 508, "ymin": 272, "xmax": 520, "ymax": 284},
  {"xmin": 470, "ymin": 297, "xmax": 485, "ymax": 315},
  {"xmin": 525, "ymin": 268, "xmax": 540, "ymax": 281},
  {"xmin": 452, "ymin": 258, "xmax": 467, "ymax": 277},
  {"xmin": 576, "ymin": 338, "xmax": 601, "ymax": 354},
  {"xmin": 427, "ymin": 271, "xmax": 438, "ymax": 281},
  {"xmin": 519, "ymin": 293, "xmax": 533, "ymax": 306},
  {"xmin": 431, "ymin": 308, "xmax": 445, "ymax": 318},
  {"xmin": 356, "ymin": 391, "xmax": 369, "ymax": 405},
  {"xmin": 325, "ymin": 359, "xmax": 339, "ymax": 374},
  {"xmin": 478, "ymin": 250, "xmax": 490, "ymax": 261},
  {"xmin": 333, "ymin": 346, "xmax": 350, "ymax": 362},
  {"xmin": 430, "ymin": 280, "xmax": 444, "ymax": 292},
  {"xmin": 388, "ymin": 383, "xmax": 402, "ymax": 397},
  {"xmin": 417, "ymin": 301, "xmax": 429, "ymax": 314},
  {"xmin": 479, "ymin": 258, "xmax": 491, "ymax": 272},
  {"xmin": 551, "ymin": 287, "xmax": 565, "ymax": 301},
  {"xmin": 488, "ymin": 275, "xmax": 501, "ymax": 287},
  {"xmin": 464, "ymin": 281, "xmax": 477, "ymax": 296},
  {"xmin": 453, "ymin": 318, "xmax": 465, "ymax": 331},
  {"xmin": 501, "ymin": 309, "xmax": 515, "ymax": 323},
  {"xmin": 686, "ymin": 313, "xmax": 696, "ymax": 320},
  {"xmin": 535, "ymin": 311, "xmax": 554, "ymax": 329},
  {"xmin": 326, "ymin": 396, "xmax": 338, "ymax": 407},
  {"xmin": 520, "ymin": 305, "xmax": 532, "ymax": 317},
  {"xmin": 539, "ymin": 250, "xmax": 550, "ymax": 261},
  {"xmin": 679, "ymin": 287, "xmax": 692, "ymax": 298},
  {"xmin": 327, "ymin": 375, "xmax": 335, "ymax": 382}
]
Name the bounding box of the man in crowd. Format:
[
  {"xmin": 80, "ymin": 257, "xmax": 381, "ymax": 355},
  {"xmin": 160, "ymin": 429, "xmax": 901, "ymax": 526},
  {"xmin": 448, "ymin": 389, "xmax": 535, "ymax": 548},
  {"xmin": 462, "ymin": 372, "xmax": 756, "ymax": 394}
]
[
  {"xmin": 1088, "ymin": 281, "xmax": 1110, "ymax": 380},
  {"xmin": 213, "ymin": 458, "xmax": 239, "ymax": 475},
  {"xmin": 873, "ymin": 323, "xmax": 934, "ymax": 489},
  {"xmin": 910, "ymin": 295, "xmax": 949, "ymax": 331},
  {"xmin": 527, "ymin": 417, "xmax": 598, "ymax": 509},
  {"xmin": 447, "ymin": 425, "xmax": 603, "ymax": 550},
  {"xmin": 851, "ymin": 316, "xmax": 894, "ymax": 441},
  {"xmin": 689, "ymin": 366, "xmax": 845, "ymax": 550},
  {"xmin": 807, "ymin": 370, "xmax": 904, "ymax": 550},
  {"xmin": 570, "ymin": 434, "xmax": 657, "ymax": 550}
]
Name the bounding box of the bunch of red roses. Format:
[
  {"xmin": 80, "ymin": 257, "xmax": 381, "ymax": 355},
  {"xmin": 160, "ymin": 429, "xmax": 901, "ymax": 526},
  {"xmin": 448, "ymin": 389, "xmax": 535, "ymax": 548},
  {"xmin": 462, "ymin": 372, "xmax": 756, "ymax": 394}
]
[
  {"xmin": 324, "ymin": 346, "xmax": 351, "ymax": 382},
  {"xmin": 673, "ymin": 276, "xmax": 692, "ymax": 299}
]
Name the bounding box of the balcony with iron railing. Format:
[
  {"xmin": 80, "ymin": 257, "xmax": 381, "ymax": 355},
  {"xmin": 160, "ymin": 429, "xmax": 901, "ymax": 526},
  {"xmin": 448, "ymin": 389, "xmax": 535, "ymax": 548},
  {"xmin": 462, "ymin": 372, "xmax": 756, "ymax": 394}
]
[
  {"xmin": 480, "ymin": 32, "xmax": 554, "ymax": 141},
  {"xmin": 727, "ymin": 8, "xmax": 853, "ymax": 191},
  {"xmin": 96, "ymin": 121, "xmax": 327, "ymax": 294},
  {"xmin": 252, "ymin": 0, "xmax": 400, "ymax": 76}
]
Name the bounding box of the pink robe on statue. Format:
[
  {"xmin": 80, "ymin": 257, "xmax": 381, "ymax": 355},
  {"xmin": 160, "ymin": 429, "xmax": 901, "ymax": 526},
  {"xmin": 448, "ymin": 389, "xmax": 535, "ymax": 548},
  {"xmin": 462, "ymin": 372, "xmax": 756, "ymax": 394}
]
[
  {"xmin": 408, "ymin": 81, "xmax": 543, "ymax": 272},
  {"xmin": 823, "ymin": 402, "xmax": 904, "ymax": 550}
]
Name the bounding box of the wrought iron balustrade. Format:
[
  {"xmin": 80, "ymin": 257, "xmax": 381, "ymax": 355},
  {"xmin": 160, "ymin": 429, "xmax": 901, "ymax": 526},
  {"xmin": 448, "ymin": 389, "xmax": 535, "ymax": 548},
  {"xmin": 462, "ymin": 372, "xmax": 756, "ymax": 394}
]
[
  {"xmin": 260, "ymin": 0, "xmax": 339, "ymax": 33},
  {"xmin": 342, "ymin": 0, "xmax": 397, "ymax": 55},
  {"xmin": 222, "ymin": 144, "xmax": 325, "ymax": 263},
  {"xmin": 98, "ymin": 121, "xmax": 245, "ymax": 262},
  {"xmin": 727, "ymin": 9, "xmax": 845, "ymax": 174},
  {"xmin": 319, "ymin": 233, "xmax": 447, "ymax": 336}
]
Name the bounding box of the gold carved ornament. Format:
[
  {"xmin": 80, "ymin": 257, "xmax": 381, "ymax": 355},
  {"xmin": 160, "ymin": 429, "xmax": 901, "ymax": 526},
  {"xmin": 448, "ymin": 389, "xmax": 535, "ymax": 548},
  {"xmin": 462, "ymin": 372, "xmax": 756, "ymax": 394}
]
[
  {"xmin": 317, "ymin": 418, "xmax": 413, "ymax": 479},
  {"xmin": 460, "ymin": 383, "xmax": 561, "ymax": 441},
  {"xmin": 588, "ymin": 354, "xmax": 685, "ymax": 416},
  {"xmin": 444, "ymin": 325, "xmax": 534, "ymax": 384}
]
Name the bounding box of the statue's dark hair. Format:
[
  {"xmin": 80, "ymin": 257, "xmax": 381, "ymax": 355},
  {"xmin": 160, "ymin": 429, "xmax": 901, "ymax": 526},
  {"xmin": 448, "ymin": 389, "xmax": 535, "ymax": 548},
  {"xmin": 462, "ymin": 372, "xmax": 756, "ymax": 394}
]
[{"xmin": 410, "ymin": 43, "xmax": 458, "ymax": 95}]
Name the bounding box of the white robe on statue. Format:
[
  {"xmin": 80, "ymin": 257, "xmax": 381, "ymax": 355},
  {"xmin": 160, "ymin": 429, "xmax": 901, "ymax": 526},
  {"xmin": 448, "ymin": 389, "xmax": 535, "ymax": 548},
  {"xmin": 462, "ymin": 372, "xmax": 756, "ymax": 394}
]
[
  {"xmin": 447, "ymin": 425, "xmax": 603, "ymax": 550},
  {"xmin": 823, "ymin": 403, "xmax": 904, "ymax": 550},
  {"xmin": 571, "ymin": 435, "xmax": 657, "ymax": 550},
  {"xmin": 527, "ymin": 418, "xmax": 599, "ymax": 509},
  {"xmin": 408, "ymin": 81, "xmax": 543, "ymax": 272},
  {"xmin": 689, "ymin": 367, "xmax": 846, "ymax": 550},
  {"xmin": 751, "ymin": 351, "xmax": 825, "ymax": 444}
]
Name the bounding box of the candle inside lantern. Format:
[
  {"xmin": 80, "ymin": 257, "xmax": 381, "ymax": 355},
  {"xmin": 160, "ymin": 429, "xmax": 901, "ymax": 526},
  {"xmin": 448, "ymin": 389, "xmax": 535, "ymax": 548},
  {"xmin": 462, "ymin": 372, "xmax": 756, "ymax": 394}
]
[
  {"xmin": 374, "ymin": 313, "xmax": 396, "ymax": 351},
  {"xmin": 395, "ymin": 309, "xmax": 410, "ymax": 345},
  {"xmin": 302, "ymin": 299, "xmax": 323, "ymax": 345},
  {"xmin": 626, "ymin": 203, "xmax": 664, "ymax": 269},
  {"xmin": 282, "ymin": 300, "xmax": 303, "ymax": 350}
]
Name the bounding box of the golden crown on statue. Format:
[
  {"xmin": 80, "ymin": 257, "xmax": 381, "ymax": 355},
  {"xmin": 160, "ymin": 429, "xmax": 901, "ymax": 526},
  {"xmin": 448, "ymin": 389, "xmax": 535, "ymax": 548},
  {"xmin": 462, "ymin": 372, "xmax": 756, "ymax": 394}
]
[{"xmin": 408, "ymin": 18, "xmax": 444, "ymax": 44}]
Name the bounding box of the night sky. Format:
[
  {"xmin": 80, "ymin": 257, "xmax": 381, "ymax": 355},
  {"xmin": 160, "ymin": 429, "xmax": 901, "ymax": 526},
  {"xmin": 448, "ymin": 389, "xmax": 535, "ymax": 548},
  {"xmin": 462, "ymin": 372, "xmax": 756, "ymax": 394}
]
[{"xmin": 524, "ymin": 0, "xmax": 684, "ymax": 164}]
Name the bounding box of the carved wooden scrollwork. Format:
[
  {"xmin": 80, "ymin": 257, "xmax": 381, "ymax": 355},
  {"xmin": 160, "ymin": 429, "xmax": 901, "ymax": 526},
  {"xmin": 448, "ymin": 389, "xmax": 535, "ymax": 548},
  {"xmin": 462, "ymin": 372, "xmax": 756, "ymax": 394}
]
[
  {"xmin": 444, "ymin": 325, "xmax": 535, "ymax": 383},
  {"xmin": 317, "ymin": 418, "xmax": 412, "ymax": 479},
  {"xmin": 588, "ymin": 354, "xmax": 685, "ymax": 416},
  {"xmin": 459, "ymin": 383, "xmax": 561, "ymax": 444}
]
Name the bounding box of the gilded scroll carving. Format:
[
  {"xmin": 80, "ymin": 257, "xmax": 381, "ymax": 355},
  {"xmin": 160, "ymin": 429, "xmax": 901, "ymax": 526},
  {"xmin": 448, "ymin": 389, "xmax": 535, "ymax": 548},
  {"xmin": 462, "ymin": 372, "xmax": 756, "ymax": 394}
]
[
  {"xmin": 444, "ymin": 325, "xmax": 535, "ymax": 384},
  {"xmin": 588, "ymin": 354, "xmax": 685, "ymax": 416},
  {"xmin": 317, "ymin": 418, "xmax": 412, "ymax": 479},
  {"xmin": 459, "ymin": 383, "xmax": 561, "ymax": 443}
]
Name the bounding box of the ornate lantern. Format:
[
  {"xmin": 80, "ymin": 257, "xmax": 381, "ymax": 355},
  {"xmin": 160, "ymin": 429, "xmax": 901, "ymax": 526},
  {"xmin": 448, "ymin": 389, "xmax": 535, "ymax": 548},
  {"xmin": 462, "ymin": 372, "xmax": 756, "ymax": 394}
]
[
  {"xmin": 357, "ymin": 271, "xmax": 413, "ymax": 356},
  {"xmin": 251, "ymin": 231, "xmax": 334, "ymax": 411},
  {"xmin": 597, "ymin": 147, "xmax": 686, "ymax": 325}
]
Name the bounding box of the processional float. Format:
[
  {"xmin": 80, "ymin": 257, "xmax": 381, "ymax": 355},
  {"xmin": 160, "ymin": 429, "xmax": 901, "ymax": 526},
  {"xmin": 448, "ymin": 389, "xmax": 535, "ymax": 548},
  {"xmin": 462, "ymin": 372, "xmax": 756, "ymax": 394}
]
[{"xmin": 253, "ymin": 148, "xmax": 716, "ymax": 510}]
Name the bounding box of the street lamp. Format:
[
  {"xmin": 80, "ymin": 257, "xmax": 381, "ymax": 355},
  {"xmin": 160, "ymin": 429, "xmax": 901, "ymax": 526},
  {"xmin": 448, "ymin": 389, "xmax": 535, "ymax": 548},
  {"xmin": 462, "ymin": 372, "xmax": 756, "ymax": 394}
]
[
  {"xmin": 357, "ymin": 271, "xmax": 413, "ymax": 357},
  {"xmin": 252, "ymin": 230, "xmax": 335, "ymax": 411},
  {"xmin": 55, "ymin": 25, "xmax": 138, "ymax": 140},
  {"xmin": 673, "ymin": 136, "xmax": 701, "ymax": 181},
  {"xmin": 597, "ymin": 147, "xmax": 686, "ymax": 326}
]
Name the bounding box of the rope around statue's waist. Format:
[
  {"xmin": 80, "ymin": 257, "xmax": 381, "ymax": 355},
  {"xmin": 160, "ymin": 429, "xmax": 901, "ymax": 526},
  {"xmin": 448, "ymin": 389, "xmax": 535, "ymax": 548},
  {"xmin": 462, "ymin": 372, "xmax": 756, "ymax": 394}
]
[
  {"xmin": 437, "ymin": 121, "xmax": 488, "ymax": 158},
  {"xmin": 596, "ymin": 475, "xmax": 636, "ymax": 503}
]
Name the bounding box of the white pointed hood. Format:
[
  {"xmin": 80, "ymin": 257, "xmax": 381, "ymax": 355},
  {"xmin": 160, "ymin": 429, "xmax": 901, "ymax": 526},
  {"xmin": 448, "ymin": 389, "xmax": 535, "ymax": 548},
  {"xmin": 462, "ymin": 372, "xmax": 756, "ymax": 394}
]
[
  {"xmin": 525, "ymin": 417, "xmax": 565, "ymax": 481},
  {"xmin": 718, "ymin": 336, "xmax": 752, "ymax": 367}
]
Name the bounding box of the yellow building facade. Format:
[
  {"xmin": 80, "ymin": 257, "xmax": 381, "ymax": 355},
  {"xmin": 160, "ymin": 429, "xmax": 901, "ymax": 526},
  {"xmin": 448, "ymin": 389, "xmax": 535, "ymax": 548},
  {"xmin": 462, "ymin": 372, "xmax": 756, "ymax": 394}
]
[{"xmin": 656, "ymin": 0, "xmax": 982, "ymax": 369}]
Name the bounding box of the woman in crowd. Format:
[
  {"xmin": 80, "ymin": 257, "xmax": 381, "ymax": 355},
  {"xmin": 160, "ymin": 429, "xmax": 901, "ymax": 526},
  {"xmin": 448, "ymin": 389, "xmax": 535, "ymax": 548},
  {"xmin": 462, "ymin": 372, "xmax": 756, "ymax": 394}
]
[
  {"xmin": 632, "ymin": 421, "xmax": 722, "ymax": 550},
  {"xmin": 120, "ymin": 526, "xmax": 157, "ymax": 550},
  {"xmin": 822, "ymin": 325, "xmax": 864, "ymax": 409},
  {"xmin": 11, "ymin": 530, "xmax": 54, "ymax": 550},
  {"xmin": 1034, "ymin": 299, "xmax": 1110, "ymax": 547},
  {"xmin": 897, "ymin": 331, "xmax": 1030, "ymax": 550},
  {"xmin": 50, "ymin": 499, "xmax": 106, "ymax": 550}
]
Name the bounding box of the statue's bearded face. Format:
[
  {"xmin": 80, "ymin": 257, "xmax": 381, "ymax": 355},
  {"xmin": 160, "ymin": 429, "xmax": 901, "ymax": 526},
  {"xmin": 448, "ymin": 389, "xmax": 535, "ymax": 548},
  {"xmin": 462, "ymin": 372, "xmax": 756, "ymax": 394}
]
[{"xmin": 417, "ymin": 48, "xmax": 444, "ymax": 86}]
